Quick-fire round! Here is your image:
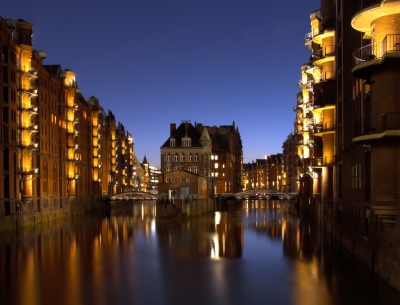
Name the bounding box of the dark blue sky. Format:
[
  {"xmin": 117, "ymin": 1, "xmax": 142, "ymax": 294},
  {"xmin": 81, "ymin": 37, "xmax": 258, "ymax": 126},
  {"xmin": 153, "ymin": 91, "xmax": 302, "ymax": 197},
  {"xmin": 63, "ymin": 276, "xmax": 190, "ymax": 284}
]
[{"xmin": 2, "ymin": 0, "xmax": 318, "ymax": 167}]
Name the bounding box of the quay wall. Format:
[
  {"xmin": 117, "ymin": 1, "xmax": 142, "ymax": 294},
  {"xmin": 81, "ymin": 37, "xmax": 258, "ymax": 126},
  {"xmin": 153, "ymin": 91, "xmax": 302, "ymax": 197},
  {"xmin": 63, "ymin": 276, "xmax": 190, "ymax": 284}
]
[
  {"xmin": 299, "ymin": 196, "xmax": 400, "ymax": 292},
  {"xmin": 156, "ymin": 198, "xmax": 214, "ymax": 219},
  {"xmin": 0, "ymin": 196, "xmax": 106, "ymax": 233}
]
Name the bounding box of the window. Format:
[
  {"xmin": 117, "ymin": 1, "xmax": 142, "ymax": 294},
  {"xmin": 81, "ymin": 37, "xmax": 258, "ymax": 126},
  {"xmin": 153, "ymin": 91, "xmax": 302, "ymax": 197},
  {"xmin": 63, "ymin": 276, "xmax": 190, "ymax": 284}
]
[
  {"xmin": 188, "ymin": 154, "xmax": 193, "ymax": 162},
  {"xmin": 166, "ymin": 178, "xmax": 170, "ymax": 183},
  {"xmin": 188, "ymin": 167, "xmax": 192, "ymax": 172},
  {"xmin": 194, "ymin": 166, "xmax": 199, "ymax": 174},
  {"xmin": 170, "ymin": 138, "xmax": 175, "ymax": 147},
  {"xmin": 186, "ymin": 178, "xmax": 190, "ymax": 183},
  {"xmin": 174, "ymin": 153, "xmax": 179, "ymax": 162},
  {"xmin": 166, "ymin": 167, "xmax": 171, "ymax": 173},
  {"xmin": 194, "ymin": 154, "xmax": 199, "ymax": 162},
  {"xmin": 166, "ymin": 154, "xmax": 171, "ymax": 162},
  {"xmin": 180, "ymin": 178, "xmax": 186, "ymax": 183},
  {"xmin": 180, "ymin": 153, "xmax": 185, "ymax": 162},
  {"xmin": 171, "ymin": 179, "xmax": 176, "ymax": 183},
  {"xmin": 174, "ymin": 166, "xmax": 179, "ymax": 171},
  {"xmin": 352, "ymin": 164, "xmax": 361, "ymax": 189},
  {"xmin": 182, "ymin": 140, "xmax": 191, "ymax": 147}
]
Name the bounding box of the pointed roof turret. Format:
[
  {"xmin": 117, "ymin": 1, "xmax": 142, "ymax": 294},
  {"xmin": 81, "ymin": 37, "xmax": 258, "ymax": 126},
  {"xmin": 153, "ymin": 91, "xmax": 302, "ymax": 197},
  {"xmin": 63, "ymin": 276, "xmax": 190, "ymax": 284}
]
[
  {"xmin": 199, "ymin": 126, "xmax": 211, "ymax": 142},
  {"xmin": 142, "ymin": 155, "xmax": 148, "ymax": 164}
]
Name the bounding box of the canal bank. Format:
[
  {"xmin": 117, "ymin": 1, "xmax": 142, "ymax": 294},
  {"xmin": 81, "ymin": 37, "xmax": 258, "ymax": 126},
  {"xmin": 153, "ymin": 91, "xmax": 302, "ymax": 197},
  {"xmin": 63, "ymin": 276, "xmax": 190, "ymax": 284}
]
[{"xmin": 0, "ymin": 196, "xmax": 108, "ymax": 233}]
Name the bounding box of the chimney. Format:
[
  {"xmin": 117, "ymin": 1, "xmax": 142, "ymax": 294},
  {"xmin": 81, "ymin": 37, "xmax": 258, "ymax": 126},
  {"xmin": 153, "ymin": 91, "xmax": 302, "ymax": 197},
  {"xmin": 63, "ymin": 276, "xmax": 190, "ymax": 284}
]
[{"xmin": 170, "ymin": 123, "xmax": 176, "ymax": 136}]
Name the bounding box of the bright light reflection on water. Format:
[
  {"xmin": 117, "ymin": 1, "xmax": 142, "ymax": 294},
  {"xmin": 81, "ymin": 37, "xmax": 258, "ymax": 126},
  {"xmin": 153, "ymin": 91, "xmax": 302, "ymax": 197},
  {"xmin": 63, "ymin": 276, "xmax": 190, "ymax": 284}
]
[{"xmin": 0, "ymin": 199, "xmax": 399, "ymax": 305}]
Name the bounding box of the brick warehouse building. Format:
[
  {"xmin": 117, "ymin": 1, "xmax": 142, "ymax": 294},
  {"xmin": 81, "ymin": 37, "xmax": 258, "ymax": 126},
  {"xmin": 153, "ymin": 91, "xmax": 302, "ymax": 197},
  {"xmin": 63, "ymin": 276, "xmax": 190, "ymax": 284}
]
[
  {"xmin": 158, "ymin": 121, "xmax": 243, "ymax": 199},
  {"xmin": 0, "ymin": 17, "xmax": 138, "ymax": 231},
  {"xmin": 292, "ymin": 0, "xmax": 400, "ymax": 290}
]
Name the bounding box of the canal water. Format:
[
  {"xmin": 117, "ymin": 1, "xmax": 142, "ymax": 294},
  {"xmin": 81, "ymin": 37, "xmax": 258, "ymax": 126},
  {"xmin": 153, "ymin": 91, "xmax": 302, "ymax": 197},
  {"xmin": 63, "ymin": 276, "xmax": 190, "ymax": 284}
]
[{"xmin": 1, "ymin": 200, "xmax": 400, "ymax": 305}]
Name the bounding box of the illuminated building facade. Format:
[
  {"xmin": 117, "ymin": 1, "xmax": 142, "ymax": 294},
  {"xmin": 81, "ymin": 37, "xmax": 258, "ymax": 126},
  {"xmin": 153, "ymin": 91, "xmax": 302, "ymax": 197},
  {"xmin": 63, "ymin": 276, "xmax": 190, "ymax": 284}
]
[
  {"xmin": 242, "ymin": 154, "xmax": 285, "ymax": 192},
  {"xmin": 195, "ymin": 122, "xmax": 243, "ymax": 194},
  {"xmin": 292, "ymin": 0, "xmax": 400, "ymax": 290},
  {"xmin": 0, "ymin": 17, "xmax": 136, "ymax": 230},
  {"xmin": 282, "ymin": 133, "xmax": 298, "ymax": 193}
]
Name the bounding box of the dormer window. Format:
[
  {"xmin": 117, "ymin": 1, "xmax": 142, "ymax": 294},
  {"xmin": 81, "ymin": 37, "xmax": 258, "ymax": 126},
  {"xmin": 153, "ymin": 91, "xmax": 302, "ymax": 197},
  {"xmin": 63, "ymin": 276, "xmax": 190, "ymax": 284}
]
[
  {"xmin": 182, "ymin": 136, "xmax": 191, "ymax": 147},
  {"xmin": 170, "ymin": 137, "xmax": 175, "ymax": 147}
]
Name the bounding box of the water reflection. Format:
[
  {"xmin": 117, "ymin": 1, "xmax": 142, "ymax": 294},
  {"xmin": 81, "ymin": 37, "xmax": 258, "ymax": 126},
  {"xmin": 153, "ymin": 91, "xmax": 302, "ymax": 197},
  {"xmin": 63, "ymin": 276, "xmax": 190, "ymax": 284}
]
[{"xmin": 0, "ymin": 200, "xmax": 399, "ymax": 305}]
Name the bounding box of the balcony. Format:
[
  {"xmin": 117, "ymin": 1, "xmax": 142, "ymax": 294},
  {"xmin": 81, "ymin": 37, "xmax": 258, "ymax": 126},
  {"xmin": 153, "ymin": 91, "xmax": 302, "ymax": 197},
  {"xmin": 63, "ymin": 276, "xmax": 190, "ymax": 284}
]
[
  {"xmin": 17, "ymin": 84, "xmax": 38, "ymax": 96},
  {"xmin": 352, "ymin": 34, "xmax": 400, "ymax": 78},
  {"xmin": 313, "ymin": 45, "xmax": 335, "ymax": 66},
  {"xmin": 353, "ymin": 112, "xmax": 400, "ymax": 141},
  {"xmin": 314, "ymin": 121, "xmax": 336, "ymax": 134},
  {"xmin": 313, "ymin": 156, "xmax": 335, "ymax": 167}
]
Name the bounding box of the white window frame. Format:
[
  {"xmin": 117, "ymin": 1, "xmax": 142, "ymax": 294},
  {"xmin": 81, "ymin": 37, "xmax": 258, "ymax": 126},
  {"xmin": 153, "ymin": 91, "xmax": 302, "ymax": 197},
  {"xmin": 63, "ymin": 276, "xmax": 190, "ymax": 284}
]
[
  {"xmin": 194, "ymin": 154, "xmax": 199, "ymax": 162},
  {"xmin": 174, "ymin": 153, "xmax": 179, "ymax": 162},
  {"xmin": 180, "ymin": 153, "xmax": 185, "ymax": 162}
]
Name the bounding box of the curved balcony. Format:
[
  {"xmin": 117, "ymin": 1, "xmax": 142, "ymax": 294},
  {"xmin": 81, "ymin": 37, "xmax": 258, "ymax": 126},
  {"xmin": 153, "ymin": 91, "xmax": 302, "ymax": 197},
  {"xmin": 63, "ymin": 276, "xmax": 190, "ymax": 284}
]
[
  {"xmin": 17, "ymin": 65, "xmax": 38, "ymax": 78},
  {"xmin": 17, "ymin": 84, "xmax": 38, "ymax": 96},
  {"xmin": 313, "ymin": 156, "xmax": 335, "ymax": 167},
  {"xmin": 351, "ymin": 1, "xmax": 400, "ymax": 38},
  {"xmin": 352, "ymin": 34, "xmax": 400, "ymax": 78},
  {"xmin": 312, "ymin": 26, "xmax": 335, "ymax": 45},
  {"xmin": 353, "ymin": 112, "xmax": 400, "ymax": 142},
  {"xmin": 314, "ymin": 121, "xmax": 336, "ymax": 135},
  {"xmin": 313, "ymin": 45, "xmax": 335, "ymax": 66}
]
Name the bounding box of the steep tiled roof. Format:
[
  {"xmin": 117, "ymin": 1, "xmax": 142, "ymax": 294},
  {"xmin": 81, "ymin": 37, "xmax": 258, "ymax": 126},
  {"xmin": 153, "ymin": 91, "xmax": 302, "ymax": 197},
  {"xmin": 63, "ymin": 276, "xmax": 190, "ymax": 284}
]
[{"xmin": 161, "ymin": 123, "xmax": 203, "ymax": 148}]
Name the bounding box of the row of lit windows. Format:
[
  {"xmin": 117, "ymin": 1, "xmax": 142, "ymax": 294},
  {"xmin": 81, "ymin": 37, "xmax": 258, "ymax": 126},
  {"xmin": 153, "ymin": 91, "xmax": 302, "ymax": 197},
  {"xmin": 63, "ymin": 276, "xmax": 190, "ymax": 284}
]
[
  {"xmin": 166, "ymin": 178, "xmax": 191, "ymax": 183},
  {"xmin": 165, "ymin": 153, "xmax": 201, "ymax": 162},
  {"xmin": 166, "ymin": 166, "xmax": 199, "ymax": 174}
]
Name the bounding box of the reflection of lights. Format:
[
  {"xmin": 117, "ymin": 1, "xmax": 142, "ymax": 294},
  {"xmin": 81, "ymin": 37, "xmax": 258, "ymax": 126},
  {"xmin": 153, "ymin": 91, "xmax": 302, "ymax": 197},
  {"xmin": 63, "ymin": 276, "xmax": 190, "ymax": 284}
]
[
  {"xmin": 210, "ymin": 236, "xmax": 220, "ymax": 259},
  {"xmin": 151, "ymin": 219, "xmax": 156, "ymax": 237},
  {"xmin": 215, "ymin": 212, "xmax": 221, "ymax": 226}
]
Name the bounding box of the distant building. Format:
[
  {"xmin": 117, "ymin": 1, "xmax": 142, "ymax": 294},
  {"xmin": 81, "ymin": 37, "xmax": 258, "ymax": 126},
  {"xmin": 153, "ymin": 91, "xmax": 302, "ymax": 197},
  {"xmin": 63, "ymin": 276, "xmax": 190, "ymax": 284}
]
[{"xmin": 243, "ymin": 154, "xmax": 284, "ymax": 192}]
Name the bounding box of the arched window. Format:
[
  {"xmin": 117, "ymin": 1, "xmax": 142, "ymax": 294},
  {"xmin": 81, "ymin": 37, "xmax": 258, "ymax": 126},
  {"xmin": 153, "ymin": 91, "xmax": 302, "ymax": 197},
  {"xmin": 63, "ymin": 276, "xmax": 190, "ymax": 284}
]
[
  {"xmin": 166, "ymin": 154, "xmax": 171, "ymax": 162},
  {"xmin": 194, "ymin": 166, "xmax": 199, "ymax": 174},
  {"xmin": 180, "ymin": 153, "xmax": 185, "ymax": 162},
  {"xmin": 174, "ymin": 153, "xmax": 179, "ymax": 162},
  {"xmin": 194, "ymin": 154, "xmax": 200, "ymax": 162},
  {"xmin": 188, "ymin": 154, "xmax": 193, "ymax": 162}
]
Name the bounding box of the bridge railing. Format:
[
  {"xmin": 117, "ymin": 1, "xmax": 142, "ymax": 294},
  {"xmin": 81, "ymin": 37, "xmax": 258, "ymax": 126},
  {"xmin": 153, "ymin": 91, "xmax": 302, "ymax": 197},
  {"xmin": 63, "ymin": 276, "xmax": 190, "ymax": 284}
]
[{"xmin": 235, "ymin": 189, "xmax": 298, "ymax": 200}]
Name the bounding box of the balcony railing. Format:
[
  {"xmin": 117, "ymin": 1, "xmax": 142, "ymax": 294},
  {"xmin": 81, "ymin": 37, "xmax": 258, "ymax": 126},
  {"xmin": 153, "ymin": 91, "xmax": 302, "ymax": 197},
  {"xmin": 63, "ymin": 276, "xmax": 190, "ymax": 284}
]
[
  {"xmin": 312, "ymin": 24, "xmax": 323, "ymax": 37},
  {"xmin": 315, "ymin": 121, "xmax": 336, "ymax": 132},
  {"xmin": 353, "ymin": 34, "xmax": 400, "ymax": 66},
  {"xmin": 313, "ymin": 156, "xmax": 335, "ymax": 166},
  {"xmin": 354, "ymin": 112, "xmax": 400, "ymax": 137}
]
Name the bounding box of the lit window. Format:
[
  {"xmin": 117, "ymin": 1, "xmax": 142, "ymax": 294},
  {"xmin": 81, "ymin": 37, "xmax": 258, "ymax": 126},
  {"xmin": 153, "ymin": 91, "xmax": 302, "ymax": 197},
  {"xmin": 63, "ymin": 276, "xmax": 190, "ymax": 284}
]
[{"xmin": 215, "ymin": 163, "xmax": 218, "ymax": 169}]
